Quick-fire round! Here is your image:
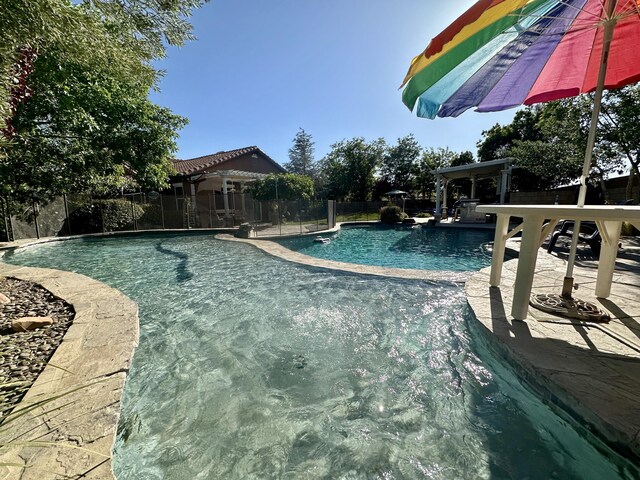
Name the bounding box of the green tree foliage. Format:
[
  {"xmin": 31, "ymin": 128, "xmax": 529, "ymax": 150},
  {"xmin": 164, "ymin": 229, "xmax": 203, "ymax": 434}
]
[
  {"xmin": 476, "ymin": 108, "xmax": 543, "ymax": 162},
  {"xmin": 412, "ymin": 147, "xmax": 457, "ymax": 199},
  {"xmin": 0, "ymin": 0, "xmax": 204, "ymax": 202},
  {"xmin": 593, "ymin": 85, "xmax": 640, "ymax": 200},
  {"xmin": 1, "ymin": 50, "xmax": 186, "ymax": 204},
  {"xmin": 451, "ymin": 150, "xmax": 474, "ymax": 167},
  {"xmin": 477, "ymin": 104, "xmax": 584, "ymax": 191},
  {"xmin": 247, "ymin": 174, "xmax": 314, "ymax": 201},
  {"xmin": 448, "ymin": 150, "xmax": 476, "ymax": 197},
  {"xmin": 380, "ymin": 134, "xmax": 422, "ymax": 192},
  {"xmin": 1, "ymin": 0, "xmax": 204, "ymax": 133},
  {"xmin": 319, "ymin": 138, "xmax": 386, "ymax": 201},
  {"xmin": 508, "ymin": 140, "xmax": 583, "ymax": 191},
  {"xmin": 284, "ymin": 128, "xmax": 316, "ymax": 177}
]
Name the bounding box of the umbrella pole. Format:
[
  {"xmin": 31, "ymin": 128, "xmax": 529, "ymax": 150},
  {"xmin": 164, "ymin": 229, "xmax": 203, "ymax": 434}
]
[{"xmin": 561, "ymin": 10, "xmax": 617, "ymax": 298}]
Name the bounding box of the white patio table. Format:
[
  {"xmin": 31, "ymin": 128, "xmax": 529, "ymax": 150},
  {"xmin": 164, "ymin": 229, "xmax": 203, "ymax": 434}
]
[{"xmin": 475, "ymin": 204, "xmax": 640, "ymax": 320}]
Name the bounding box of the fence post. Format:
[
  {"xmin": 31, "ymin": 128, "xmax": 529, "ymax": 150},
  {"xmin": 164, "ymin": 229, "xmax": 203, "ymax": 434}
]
[
  {"xmin": 160, "ymin": 195, "xmax": 165, "ymax": 229},
  {"xmin": 208, "ymin": 193, "xmax": 212, "ymax": 228},
  {"xmin": 63, "ymin": 193, "xmax": 71, "ymax": 235},
  {"xmin": 130, "ymin": 196, "xmax": 137, "ymax": 231},
  {"xmin": 299, "ymin": 199, "xmax": 302, "ymax": 234},
  {"xmin": 1, "ymin": 197, "xmax": 9, "ymax": 242},
  {"xmin": 32, "ymin": 200, "xmax": 40, "ymax": 239}
]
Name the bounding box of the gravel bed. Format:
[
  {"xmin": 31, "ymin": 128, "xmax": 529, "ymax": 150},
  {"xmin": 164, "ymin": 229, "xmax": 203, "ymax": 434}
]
[{"xmin": 0, "ymin": 277, "xmax": 75, "ymax": 414}]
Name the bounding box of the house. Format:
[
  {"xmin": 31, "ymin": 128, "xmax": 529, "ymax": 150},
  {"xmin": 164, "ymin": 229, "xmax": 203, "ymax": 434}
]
[{"xmin": 169, "ymin": 146, "xmax": 285, "ymax": 227}]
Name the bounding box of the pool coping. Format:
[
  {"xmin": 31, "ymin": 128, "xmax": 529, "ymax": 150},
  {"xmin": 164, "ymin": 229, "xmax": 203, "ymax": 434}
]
[{"xmin": 0, "ymin": 261, "xmax": 139, "ymax": 479}]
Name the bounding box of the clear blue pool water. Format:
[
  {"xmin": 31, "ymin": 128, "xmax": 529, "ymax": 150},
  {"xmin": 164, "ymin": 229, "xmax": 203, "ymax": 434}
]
[
  {"xmin": 276, "ymin": 225, "xmax": 495, "ymax": 271},
  {"xmin": 4, "ymin": 234, "xmax": 635, "ymax": 479}
]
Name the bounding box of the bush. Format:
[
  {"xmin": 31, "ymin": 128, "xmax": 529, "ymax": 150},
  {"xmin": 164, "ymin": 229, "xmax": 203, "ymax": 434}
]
[
  {"xmin": 62, "ymin": 199, "xmax": 143, "ymax": 234},
  {"xmin": 415, "ymin": 212, "xmax": 432, "ymax": 218},
  {"xmin": 380, "ymin": 205, "xmax": 407, "ymax": 224}
]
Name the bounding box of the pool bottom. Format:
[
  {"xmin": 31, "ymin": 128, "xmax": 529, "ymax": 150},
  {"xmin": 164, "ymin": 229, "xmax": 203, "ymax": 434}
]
[{"xmin": 276, "ymin": 224, "xmax": 495, "ymax": 272}]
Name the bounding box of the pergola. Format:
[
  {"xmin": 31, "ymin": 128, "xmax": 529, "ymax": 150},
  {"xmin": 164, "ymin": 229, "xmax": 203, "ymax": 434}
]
[
  {"xmin": 182, "ymin": 169, "xmax": 268, "ymax": 219},
  {"xmin": 432, "ymin": 158, "xmax": 515, "ymax": 218}
]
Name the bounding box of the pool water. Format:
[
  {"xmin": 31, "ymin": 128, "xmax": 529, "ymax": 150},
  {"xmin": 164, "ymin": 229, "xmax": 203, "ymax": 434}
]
[
  {"xmin": 5, "ymin": 235, "xmax": 635, "ymax": 479},
  {"xmin": 276, "ymin": 225, "xmax": 495, "ymax": 271}
]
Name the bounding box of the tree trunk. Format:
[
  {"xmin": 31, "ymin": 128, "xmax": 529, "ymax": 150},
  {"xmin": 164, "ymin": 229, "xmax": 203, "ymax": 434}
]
[
  {"xmin": 599, "ymin": 176, "xmax": 609, "ymax": 204},
  {"xmin": 626, "ymin": 165, "xmax": 639, "ymax": 202}
]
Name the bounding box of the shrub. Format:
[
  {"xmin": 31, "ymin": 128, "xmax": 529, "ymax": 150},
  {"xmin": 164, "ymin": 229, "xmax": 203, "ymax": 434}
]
[
  {"xmin": 415, "ymin": 212, "xmax": 432, "ymax": 218},
  {"xmin": 62, "ymin": 199, "xmax": 142, "ymax": 234},
  {"xmin": 380, "ymin": 205, "xmax": 407, "ymax": 224}
]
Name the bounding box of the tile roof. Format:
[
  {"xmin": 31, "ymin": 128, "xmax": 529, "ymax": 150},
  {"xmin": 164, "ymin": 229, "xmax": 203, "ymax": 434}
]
[{"xmin": 172, "ymin": 146, "xmax": 283, "ymax": 175}]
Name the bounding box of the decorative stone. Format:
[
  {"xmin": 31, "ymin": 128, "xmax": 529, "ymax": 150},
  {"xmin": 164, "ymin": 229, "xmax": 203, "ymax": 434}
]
[
  {"xmin": 11, "ymin": 316, "xmax": 54, "ymax": 332},
  {"xmin": 0, "ymin": 292, "xmax": 9, "ymax": 304}
]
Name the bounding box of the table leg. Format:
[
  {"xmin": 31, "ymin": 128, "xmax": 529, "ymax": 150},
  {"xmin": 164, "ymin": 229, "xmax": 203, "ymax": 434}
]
[
  {"xmin": 511, "ymin": 215, "xmax": 544, "ymax": 320},
  {"xmin": 595, "ymin": 220, "xmax": 622, "ymax": 298},
  {"xmin": 489, "ymin": 213, "xmax": 510, "ymax": 287}
]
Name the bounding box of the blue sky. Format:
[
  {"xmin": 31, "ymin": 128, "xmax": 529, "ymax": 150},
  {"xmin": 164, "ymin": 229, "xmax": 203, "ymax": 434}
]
[{"xmin": 151, "ymin": 0, "xmax": 519, "ymax": 164}]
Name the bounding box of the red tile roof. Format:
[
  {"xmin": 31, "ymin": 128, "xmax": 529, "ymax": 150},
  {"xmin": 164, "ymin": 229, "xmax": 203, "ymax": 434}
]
[{"xmin": 172, "ymin": 146, "xmax": 284, "ymax": 175}]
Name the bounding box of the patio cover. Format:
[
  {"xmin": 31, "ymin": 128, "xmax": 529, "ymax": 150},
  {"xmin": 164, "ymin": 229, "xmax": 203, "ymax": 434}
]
[
  {"xmin": 433, "ymin": 158, "xmax": 514, "ymax": 180},
  {"xmin": 433, "ymin": 158, "xmax": 515, "ymax": 218}
]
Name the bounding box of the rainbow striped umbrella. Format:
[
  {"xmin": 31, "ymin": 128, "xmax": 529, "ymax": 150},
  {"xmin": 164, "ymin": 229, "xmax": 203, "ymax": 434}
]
[{"xmin": 401, "ymin": 0, "xmax": 640, "ymax": 120}]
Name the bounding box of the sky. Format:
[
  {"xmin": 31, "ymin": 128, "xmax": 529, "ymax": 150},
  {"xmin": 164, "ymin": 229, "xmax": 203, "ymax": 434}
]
[{"xmin": 150, "ymin": 0, "xmax": 520, "ymax": 164}]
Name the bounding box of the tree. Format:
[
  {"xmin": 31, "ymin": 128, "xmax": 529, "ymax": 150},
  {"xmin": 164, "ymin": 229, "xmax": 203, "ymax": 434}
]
[
  {"xmin": 284, "ymin": 128, "xmax": 315, "ymax": 177},
  {"xmin": 247, "ymin": 173, "xmax": 314, "ymax": 201},
  {"xmin": 449, "ymin": 150, "xmax": 475, "ymax": 198},
  {"xmin": 1, "ymin": 48, "xmax": 186, "ymax": 204},
  {"xmin": 1, "ymin": 0, "xmax": 205, "ymax": 202},
  {"xmin": 1, "ymin": 0, "xmax": 205, "ymax": 137},
  {"xmin": 508, "ymin": 140, "xmax": 583, "ymax": 191},
  {"xmin": 319, "ymin": 138, "xmax": 386, "ymax": 201},
  {"xmin": 595, "ymin": 85, "xmax": 640, "ymax": 201},
  {"xmin": 476, "ymin": 108, "xmax": 542, "ymax": 162},
  {"xmin": 502, "ymin": 98, "xmax": 627, "ymax": 197},
  {"xmin": 380, "ymin": 134, "xmax": 422, "ymax": 192},
  {"xmin": 413, "ymin": 147, "xmax": 456, "ymax": 199},
  {"xmin": 451, "ymin": 150, "xmax": 474, "ymax": 167}
]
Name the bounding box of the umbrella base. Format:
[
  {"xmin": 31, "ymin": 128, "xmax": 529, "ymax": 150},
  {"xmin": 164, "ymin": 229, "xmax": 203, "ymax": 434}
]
[{"xmin": 530, "ymin": 293, "xmax": 610, "ymax": 322}]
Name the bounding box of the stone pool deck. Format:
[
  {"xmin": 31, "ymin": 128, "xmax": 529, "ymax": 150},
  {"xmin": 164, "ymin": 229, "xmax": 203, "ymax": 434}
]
[
  {"xmin": 0, "ymin": 260, "xmax": 139, "ymax": 480},
  {"xmin": 466, "ymin": 239, "xmax": 640, "ymax": 465}
]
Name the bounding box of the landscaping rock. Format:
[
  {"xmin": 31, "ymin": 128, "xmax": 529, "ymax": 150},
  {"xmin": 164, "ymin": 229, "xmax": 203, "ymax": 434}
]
[
  {"xmin": 11, "ymin": 316, "xmax": 54, "ymax": 332},
  {"xmin": 0, "ymin": 293, "xmax": 9, "ymax": 304}
]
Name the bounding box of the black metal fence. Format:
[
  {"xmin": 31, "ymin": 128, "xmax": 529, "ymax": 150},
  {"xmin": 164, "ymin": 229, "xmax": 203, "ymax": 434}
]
[
  {"xmin": 0, "ymin": 195, "xmax": 433, "ymax": 242},
  {"xmin": 0, "ymin": 193, "xmax": 339, "ymax": 241}
]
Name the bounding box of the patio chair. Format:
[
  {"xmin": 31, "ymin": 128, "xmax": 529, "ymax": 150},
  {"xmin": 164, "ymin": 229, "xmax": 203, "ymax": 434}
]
[{"xmin": 546, "ymin": 220, "xmax": 601, "ymax": 258}]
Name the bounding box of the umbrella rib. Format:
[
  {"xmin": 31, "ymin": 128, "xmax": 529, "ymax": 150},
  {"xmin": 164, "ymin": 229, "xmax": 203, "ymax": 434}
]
[{"xmin": 617, "ymin": 0, "xmax": 640, "ymax": 16}]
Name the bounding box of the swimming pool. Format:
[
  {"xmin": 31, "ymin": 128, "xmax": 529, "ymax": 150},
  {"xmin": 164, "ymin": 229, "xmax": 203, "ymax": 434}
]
[
  {"xmin": 4, "ymin": 234, "xmax": 634, "ymax": 479},
  {"xmin": 276, "ymin": 224, "xmax": 495, "ymax": 271}
]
